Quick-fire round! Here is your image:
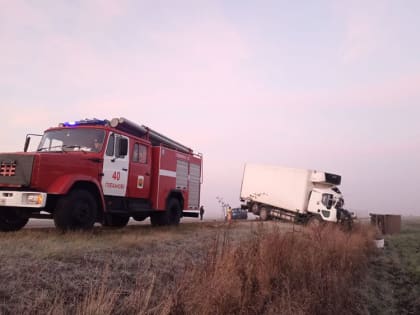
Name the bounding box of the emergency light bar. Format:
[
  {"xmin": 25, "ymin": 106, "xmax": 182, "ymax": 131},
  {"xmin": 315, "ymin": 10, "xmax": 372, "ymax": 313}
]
[{"xmin": 59, "ymin": 119, "xmax": 110, "ymax": 127}]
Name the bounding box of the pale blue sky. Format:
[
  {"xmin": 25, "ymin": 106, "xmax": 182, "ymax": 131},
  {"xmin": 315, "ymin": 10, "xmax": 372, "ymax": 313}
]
[{"xmin": 1, "ymin": 0, "xmax": 419, "ymax": 217}]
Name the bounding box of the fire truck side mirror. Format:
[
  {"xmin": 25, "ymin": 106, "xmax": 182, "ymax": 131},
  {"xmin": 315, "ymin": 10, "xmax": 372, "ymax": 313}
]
[
  {"xmin": 23, "ymin": 133, "xmax": 43, "ymax": 152},
  {"xmin": 24, "ymin": 136, "xmax": 31, "ymax": 152},
  {"xmin": 117, "ymin": 137, "xmax": 128, "ymax": 157}
]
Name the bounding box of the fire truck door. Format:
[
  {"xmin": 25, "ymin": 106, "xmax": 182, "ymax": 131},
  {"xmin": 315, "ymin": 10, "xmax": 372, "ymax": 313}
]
[
  {"xmin": 127, "ymin": 142, "xmax": 151, "ymax": 199},
  {"xmin": 101, "ymin": 133, "xmax": 129, "ymax": 196}
]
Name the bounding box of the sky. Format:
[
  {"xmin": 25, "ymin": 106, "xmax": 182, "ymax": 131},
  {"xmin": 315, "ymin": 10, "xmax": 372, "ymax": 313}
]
[{"xmin": 1, "ymin": 0, "xmax": 419, "ymax": 219}]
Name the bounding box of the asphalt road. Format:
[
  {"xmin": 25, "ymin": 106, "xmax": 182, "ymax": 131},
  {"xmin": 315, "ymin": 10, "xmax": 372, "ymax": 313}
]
[
  {"xmin": 24, "ymin": 216, "xmax": 227, "ymax": 229},
  {"xmin": 25, "ymin": 218, "xmax": 145, "ymax": 229}
]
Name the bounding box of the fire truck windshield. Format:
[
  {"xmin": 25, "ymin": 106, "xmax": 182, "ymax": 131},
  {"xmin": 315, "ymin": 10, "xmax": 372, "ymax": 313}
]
[{"xmin": 37, "ymin": 129, "xmax": 106, "ymax": 153}]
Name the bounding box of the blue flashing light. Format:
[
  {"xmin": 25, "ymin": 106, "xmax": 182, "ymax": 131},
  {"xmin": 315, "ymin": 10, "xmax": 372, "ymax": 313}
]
[
  {"xmin": 61, "ymin": 121, "xmax": 76, "ymax": 127},
  {"xmin": 60, "ymin": 119, "xmax": 109, "ymax": 127}
]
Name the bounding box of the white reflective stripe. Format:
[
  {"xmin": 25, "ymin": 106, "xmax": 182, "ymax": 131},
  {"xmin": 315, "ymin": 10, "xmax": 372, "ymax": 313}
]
[{"xmin": 159, "ymin": 169, "xmax": 176, "ymax": 178}]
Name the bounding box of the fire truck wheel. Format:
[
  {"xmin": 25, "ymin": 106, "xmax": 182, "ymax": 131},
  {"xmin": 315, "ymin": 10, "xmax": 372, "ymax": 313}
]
[
  {"xmin": 103, "ymin": 214, "xmax": 130, "ymax": 228},
  {"xmin": 259, "ymin": 207, "xmax": 269, "ymax": 221},
  {"xmin": 54, "ymin": 190, "xmax": 97, "ymax": 231},
  {"xmin": 0, "ymin": 207, "xmax": 29, "ymax": 232},
  {"xmin": 150, "ymin": 198, "xmax": 181, "ymax": 226},
  {"xmin": 167, "ymin": 198, "xmax": 181, "ymax": 225}
]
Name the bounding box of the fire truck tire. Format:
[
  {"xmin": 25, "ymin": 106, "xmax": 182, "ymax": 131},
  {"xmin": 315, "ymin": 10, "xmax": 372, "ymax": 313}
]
[
  {"xmin": 150, "ymin": 199, "xmax": 181, "ymax": 226},
  {"xmin": 0, "ymin": 207, "xmax": 29, "ymax": 232},
  {"xmin": 53, "ymin": 190, "xmax": 97, "ymax": 231},
  {"xmin": 103, "ymin": 214, "xmax": 130, "ymax": 228},
  {"xmin": 167, "ymin": 198, "xmax": 181, "ymax": 225}
]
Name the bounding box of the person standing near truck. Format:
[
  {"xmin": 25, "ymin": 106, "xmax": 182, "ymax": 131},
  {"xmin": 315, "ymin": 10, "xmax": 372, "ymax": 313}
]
[
  {"xmin": 226, "ymin": 206, "xmax": 232, "ymax": 223},
  {"xmin": 199, "ymin": 206, "xmax": 205, "ymax": 221}
]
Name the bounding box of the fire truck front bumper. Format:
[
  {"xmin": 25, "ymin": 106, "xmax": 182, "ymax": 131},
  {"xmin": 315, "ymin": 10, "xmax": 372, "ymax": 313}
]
[{"xmin": 0, "ymin": 191, "xmax": 47, "ymax": 208}]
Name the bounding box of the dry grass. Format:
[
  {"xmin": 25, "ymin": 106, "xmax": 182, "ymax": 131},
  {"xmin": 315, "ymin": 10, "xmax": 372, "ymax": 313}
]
[
  {"xmin": 169, "ymin": 223, "xmax": 375, "ymax": 315},
  {"xmin": 0, "ymin": 221, "xmax": 376, "ymax": 315}
]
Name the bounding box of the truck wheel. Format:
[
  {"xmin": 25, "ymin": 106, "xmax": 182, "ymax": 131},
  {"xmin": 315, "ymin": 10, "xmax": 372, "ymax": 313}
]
[
  {"xmin": 259, "ymin": 207, "xmax": 269, "ymax": 221},
  {"xmin": 0, "ymin": 207, "xmax": 29, "ymax": 232},
  {"xmin": 54, "ymin": 190, "xmax": 97, "ymax": 231},
  {"xmin": 250, "ymin": 203, "xmax": 259, "ymax": 215},
  {"xmin": 167, "ymin": 199, "xmax": 181, "ymax": 225},
  {"xmin": 150, "ymin": 199, "xmax": 181, "ymax": 226},
  {"xmin": 103, "ymin": 214, "xmax": 130, "ymax": 228}
]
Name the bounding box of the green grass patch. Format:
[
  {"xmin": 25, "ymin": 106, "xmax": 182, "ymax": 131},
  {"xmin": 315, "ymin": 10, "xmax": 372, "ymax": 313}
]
[{"xmin": 361, "ymin": 217, "xmax": 420, "ymax": 315}]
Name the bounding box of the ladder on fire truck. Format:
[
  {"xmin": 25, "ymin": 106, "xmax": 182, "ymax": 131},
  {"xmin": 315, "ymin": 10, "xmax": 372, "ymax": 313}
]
[{"xmin": 110, "ymin": 117, "xmax": 193, "ymax": 154}]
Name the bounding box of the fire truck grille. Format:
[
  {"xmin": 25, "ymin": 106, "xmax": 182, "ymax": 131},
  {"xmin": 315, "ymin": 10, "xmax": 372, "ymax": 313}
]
[{"xmin": 0, "ymin": 161, "xmax": 17, "ymax": 177}]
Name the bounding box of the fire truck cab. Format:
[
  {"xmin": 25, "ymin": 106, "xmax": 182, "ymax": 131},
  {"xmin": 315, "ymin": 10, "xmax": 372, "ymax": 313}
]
[{"xmin": 0, "ymin": 117, "xmax": 203, "ymax": 231}]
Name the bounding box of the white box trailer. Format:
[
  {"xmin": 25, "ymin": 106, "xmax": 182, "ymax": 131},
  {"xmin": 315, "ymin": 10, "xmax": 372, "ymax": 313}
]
[
  {"xmin": 240, "ymin": 164, "xmax": 353, "ymax": 227},
  {"xmin": 240, "ymin": 165, "xmax": 314, "ymax": 213}
]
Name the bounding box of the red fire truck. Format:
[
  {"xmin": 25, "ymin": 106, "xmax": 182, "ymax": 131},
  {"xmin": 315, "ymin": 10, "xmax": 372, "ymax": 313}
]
[{"xmin": 0, "ymin": 117, "xmax": 203, "ymax": 231}]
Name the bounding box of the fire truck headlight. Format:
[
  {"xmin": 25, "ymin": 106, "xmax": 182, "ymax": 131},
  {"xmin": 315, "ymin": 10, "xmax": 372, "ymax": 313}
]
[{"xmin": 23, "ymin": 193, "xmax": 44, "ymax": 205}]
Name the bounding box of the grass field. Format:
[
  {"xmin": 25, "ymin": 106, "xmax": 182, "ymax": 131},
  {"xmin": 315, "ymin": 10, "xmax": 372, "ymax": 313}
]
[
  {"xmin": 0, "ymin": 218, "xmax": 419, "ymax": 314},
  {"xmin": 360, "ymin": 217, "xmax": 420, "ymax": 315}
]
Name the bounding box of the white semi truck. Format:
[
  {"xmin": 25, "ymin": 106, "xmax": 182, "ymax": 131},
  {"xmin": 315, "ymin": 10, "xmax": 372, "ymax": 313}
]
[{"xmin": 240, "ymin": 164, "xmax": 353, "ymax": 228}]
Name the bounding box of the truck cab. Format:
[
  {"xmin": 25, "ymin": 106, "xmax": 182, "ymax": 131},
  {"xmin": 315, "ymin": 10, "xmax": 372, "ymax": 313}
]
[
  {"xmin": 305, "ymin": 171, "xmax": 345, "ymax": 222},
  {"xmin": 307, "ymin": 187, "xmax": 344, "ymax": 222}
]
